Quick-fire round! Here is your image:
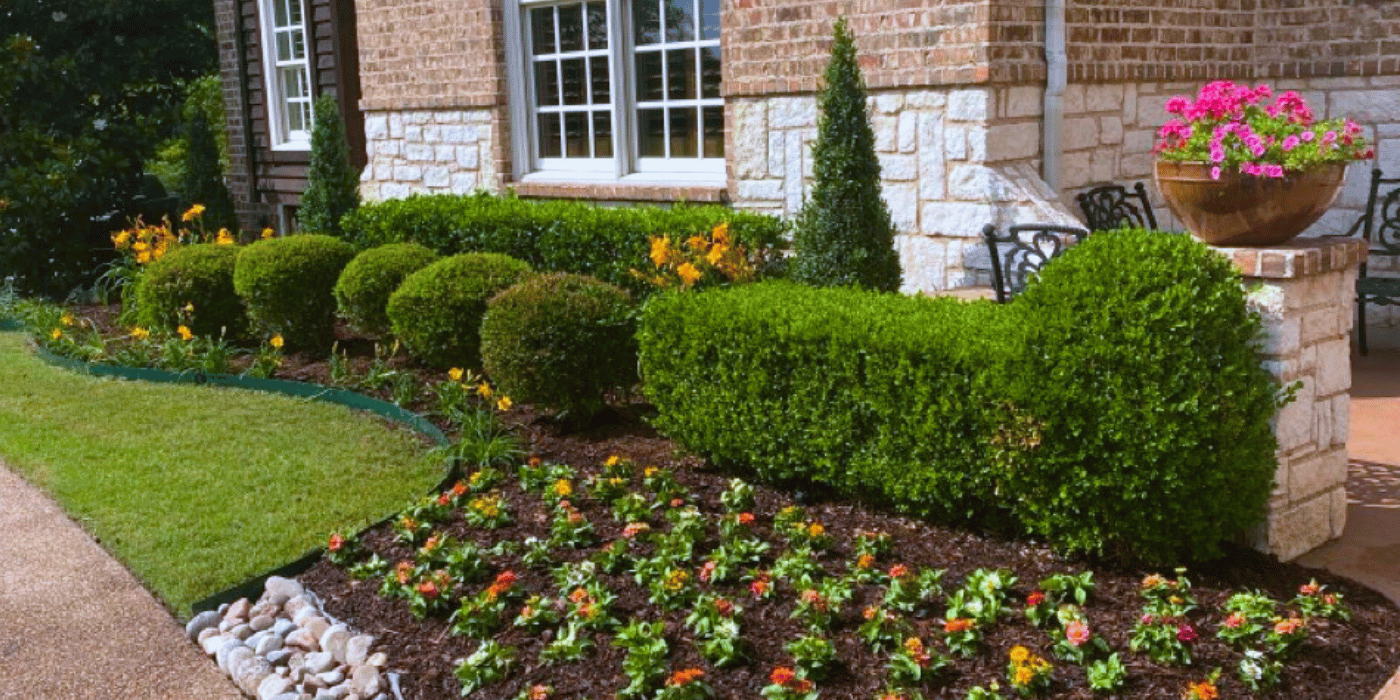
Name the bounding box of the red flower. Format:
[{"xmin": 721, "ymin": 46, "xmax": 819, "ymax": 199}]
[
  {"xmin": 715, "ymin": 598, "xmax": 735, "ymax": 617},
  {"xmin": 889, "ymin": 564, "xmax": 909, "ymax": 579},
  {"xmin": 1224, "ymin": 613, "xmax": 1244, "ymax": 629},
  {"xmin": 451, "ymin": 481, "xmax": 468, "ymax": 497},
  {"xmin": 1299, "ymin": 580, "xmax": 1322, "ymax": 596},
  {"xmin": 437, "ymin": 492, "xmax": 452, "ymax": 506},
  {"xmin": 770, "ymin": 667, "xmax": 796, "ymax": 686},
  {"xmin": 327, "ymin": 533, "xmax": 345, "ymax": 552},
  {"xmin": 1026, "ymin": 590, "xmax": 1046, "ymax": 607},
  {"xmin": 1177, "ymin": 622, "xmax": 1198, "ymax": 643},
  {"xmin": 738, "ymin": 512, "xmax": 756, "ymax": 526},
  {"xmin": 698, "ymin": 560, "xmax": 717, "ymax": 583},
  {"xmin": 416, "ymin": 580, "xmax": 440, "ymax": 599},
  {"xmin": 667, "ymin": 668, "xmax": 704, "ymax": 686},
  {"xmin": 944, "ymin": 617, "xmax": 974, "ymax": 633}
]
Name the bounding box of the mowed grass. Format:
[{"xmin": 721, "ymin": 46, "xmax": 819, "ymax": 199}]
[{"xmin": 0, "ymin": 331, "xmax": 443, "ymax": 618}]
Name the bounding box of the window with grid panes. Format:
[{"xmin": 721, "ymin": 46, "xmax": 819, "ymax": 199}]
[
  {"xmin": 510, "ymin": 0, "xmax": 723, "ymax": 180},
  {"xmin": 259, "ymin": 0, "xmax": 313, "ymax": 149}
]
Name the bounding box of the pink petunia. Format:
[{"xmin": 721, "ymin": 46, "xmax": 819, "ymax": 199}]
[
  {"xmin": 1210, "ymin": 166, "xmax": 1222, "ymax": 180},
  {"xmin": 1281, "ymin": 135, "xmax": 1300, "ymax": 152},
  {"xmin": 1264, "ymin": 164, "xmax": 1285, "ymax": 178}
]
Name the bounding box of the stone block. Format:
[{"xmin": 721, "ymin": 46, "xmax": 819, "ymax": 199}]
[
  {"xmin": 949, "ymin": 164, "xmax": 997, "ymax": 201},
  {"xmin": 905, "ymin": 90, "xmax": 947, "ymax": 109},
  {"xmin": 424, "ymin": 166, "xmax": 450, "ymax": 188},
  {"xmin": 1003, "ymin": 85, "xmax": 1043, "ymax": 118},
  {"xmin": 1272, "ymin": 376, "xmax": 1315, "ymax": 452},
  {"xmin": 767, "ymin": 131, "xmax": 785, "ymax": 179},
  {"xmin": 943, "ymin": 125, "xmax": 968, "ymax": 161},
  {"xmin": 457, "ymin": 145, "xmax": 480, "ymax": 170},
  {"xmin": 404, "ymin": 125, "xmax": 423, "ymax": 142},
  {"xmin": 365, "ymin": 115, "xmax": 388, "ymax": 140},
  {"xmin": 873, "ymin": 115, "xmax": 898, "ymax": 153},
  {"xmin": 1313, "ymin": 338, "xmax": 1351, "ymax": 397},
  {"xmin": 1123, "ymin": 83, "xmax": 1139, "ymax": 125},
  {"xmin": 1332, "ymin": 394, "xmax": 1350, "ymax": 447},
  {"xmin": 948, "ymin": 88, "xmax": 990, "ymax": 122},
  {"xmin": 897, "ymin": 112, "xmax": 917, "ymax": 153},
  {"xmin": 734, "ymin": 179, "xmax": 783, "ymax": 203},
  {"xmin": 879, "ymin": 153, "xmax": 918, "ymax": 181},
  {"xmin": 1090, "ymin": 147, "xmax": 1116, "ymax": 183},
  {"xmin": 422, "ymin": 125, "xmax": 442, "ymax": 143},
  {"xmin": 1331, "ymin": 486, "xmax": 1348, "ymax": 538},
  {"xmin": 1264, "ymin": 492, "xmax": 1335, "ymax": 561},
  {"xmin": 1120, "ymin": 152, "xmax": 1154, "ymax": 179},
  {"xmin": 1301, "ymin": 306, "xmax": 1340, "ymax": 345},
  {"xmin": 434, "ymin": 146, "xmax": 455, "ymax": 163},
  {"xmin": 388, "ymin": 112, "xmax": 404, "ymax": 138},
  {"xmin": 1289, "ymin": 449, "xmax": 1347, "ymax": 502},
  {"xmin": 450, "ymin": 172, "xmax": 479, "ymax": 194},
  {"xmin": 918, "ymin": 113, "xmax": 947, "ymax": 200},
  {"xmin": 873, "ymin": 92, "xmax": 904, "ymax": 114},
  {"xmin": 444, "ymin": 125, "xmax": 469, "ymax": 144},
  {"xmin": 896, "ymin": 234, "xmax": 949, "ymax": 293},
  {"xmin": 381, "ymin": 182, "xmax": 412, "ymax": 199},
  {"xmin": 919, "ymin": 202, "xmax": 996, "ymax": 238},
  {"xmin": 1063, "ymin": 117, "xmax": 1100, "ymax": 152},
  {"xmin": 986, "ymin": 122, "xmax": 1040, "ymax": 162},
  {"xmin": 1137, "ymin": 93, "xmax": 1172, "ymax": 129},
  {"xmin": 883, "ymin": 183, "xmax": 919, "ymax": 234},
  {"xmin": 1123, "ymin": 128, "xmax": 1155, "ymax": 154},
  {"xmin": 1099, "ymin": 116, "xmax": 1123, "ymax": 145},
  {"xmin": 405, "ymin": 143, "xmax": 433, "ymax": 162},
  {"xmin": 1062, "ymin": 84, "xmax": 1085, "ymax": 114},
  {"xmin": 1330, "ymin": 89, "xmax": 1400, "ymax": 123},
  {"xmin": 1315, "ymin": 397, "xmax": 1333, "ymax": 450},
  {"xmin": 965, "ymin": 125, "xmax": 988, "ymax": 161},
  {"xmin": 1058, "ymin": 150, "xmax": 1092, "ymax": 189},
  {"xmin": 393, "ymin": 165, "xmax": 423, "ymax": 182},
  {"xmin": 784, "ymin": 133, "xmax": 805, "ymax": 214},
  {"xmin": 1084, "ymin": 83, "xmax": 1124, "ymax": 112},
  {"xmin": 768, "ymin": 96, "xmax": 816, "ymax": 128}
]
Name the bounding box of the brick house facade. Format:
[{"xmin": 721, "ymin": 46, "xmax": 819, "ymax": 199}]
[{"xmin": 214, "ymin": 0, "xmax": 1400, "ymax": 340}]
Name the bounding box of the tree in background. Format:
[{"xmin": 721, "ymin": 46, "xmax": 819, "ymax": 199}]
[
  {"xmin": 180, "ymin": 108, "xmax": 237, "ymax": 234},
  {"xmin": 0, "ymin": 0, "xmax": 215, "ymax": 297},
  {"xmin": 789, "ymin": 17, "xmax": 901, "ymax": 292},
  {"xmin": 299, "ymin": 95, "xmax": 361, "ymax": 237}
]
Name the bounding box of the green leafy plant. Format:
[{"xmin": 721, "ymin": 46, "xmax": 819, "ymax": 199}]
[
  {"xmin": 1006, "ymin": 646, "xmax": 1053, "ymax": 696},
  {"xmin": 178, "ymin": 108, "xmax": 236, "ymax": 233},
  {"xmin": 463, "ymin": 493, "xmax": 512, "ymax": 529},
  {"xmin": 657, "ymin": 669, "xmax": 713, "ymax": 700},
  {"xmin": 540, "ymin": 621, "xmax": 594, "ymax": 664},
  {"xmin": 454, "ymin": 640, "xmax": 515, "ymax": 696},
  {"xmin": 888, "ymin": 636, "xmax": 948, "ymax": 687},
  {"xmin": 884, "ymin": 564, "xmax": 944, "ymax": 615},
  {"xmin": 942, "ymin": 617, "xmax": 981, "ymax": 658},
  {"xmin": 719, "ymin": 478, "xmax": 756, "ymax": 512},
  {"xmin": 785, "ymin": 634, "xmax": 837, "ymax": 680},
  {"xmin": 299, "ymin": 94, "xmax": 361, "ymax": 237},
  {"xmin": 858, "ymin": 606, "xmax": 908, "ymax": 652},
  {"xmin": 789, "ymin": 17, "xmax": 900, "ymax": 292},
  {"xmin": 1292, "ymin": 579, "xmax": 1350, "ymax": 620},
  {"xmin": 613, "ymin": 620, "xmax": 669, "ymax": 700},
  {"xmin": 1048, "ymin": 605, "xmax": 1110, "ymax": 664},
  {"xmin": 407, "ymin": 569, "xmax": 455, "ymax": 619},
  {"xmin": 761, "ymin": 667, "xmax": 817, "ymax": 700},
  {"xmin": 514, "ymin": 595, "xmax": 561, "ymax": 632},
  {"xmin": 1086, "ymin": 653, "xmax": 1127, "ymax": 693},
  {"xmin": 450, "ymin": 571, "xmax": 520, "ymax": 639}
]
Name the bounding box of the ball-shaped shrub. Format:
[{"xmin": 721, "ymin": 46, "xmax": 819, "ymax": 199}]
[
  {"xmin": 1004, "ymin": 228, "xmax": 1279, "ymax": 563},
  {"xmin": 387, "ymin": 253, "xmax": 533, "ymax": 368},
  {"xmin": 334, "ymin": 243, "xmax": 439, "ymax": 335},
  {"xmin": 233, "ymin": 234, "xmax": 357, "ymax": 349},
  {"xmin": 134, "ymin": 243, "xmax": 247, "ymax": 339},
  {"xmin": 481, "ymin": 273, "xmax": 637, "ymax": 419}
]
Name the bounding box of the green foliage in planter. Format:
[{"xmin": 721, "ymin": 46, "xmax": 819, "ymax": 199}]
[
  {"xmin": 339, "ymin": 193, "xmax": 787, "ymax": 297},
  {"xmin": 134, "ymin": 243, "xmax": 247, "ymax": 339},
  {"xmin": 299, "ymin": 95, "xmax": 361, "ymax": 237},
  {"xmin": 334, "ymin": 243, "xmax": 439, "ymax": 335},
  {"xmin": 387, "ymin": 253, "xmax": 533, "ymax": 368},
  {"xmin": 179, "ymin": 108, "xmax": 237, "ymax": 233},
  {"xmin": 638, "ymin": 281, "xmax": 1025, "ymax": 526},
  {"xmin": 233, "ymin": 235, "xmax": 357, "ymax": 349},
  {"xmin": 480, "ymin": 273, "xmax": 637, "ymax": 419},
  {"xmin": 1002, "ymin": 228, "xmax": 1279, "ymax": 563},
  {"xmin": 789, "ymin": 17, "xmax": 900, "ymax": 292}
]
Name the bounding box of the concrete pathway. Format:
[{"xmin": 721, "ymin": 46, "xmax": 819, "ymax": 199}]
[{"xmin": 0, "ymin": 463, "xmax": 242, "ymax": 700}]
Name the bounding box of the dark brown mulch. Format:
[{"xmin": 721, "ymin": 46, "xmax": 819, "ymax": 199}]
[{"xmin": 70, "ymin": 304, "xmax": 1400, "ymax": 700}]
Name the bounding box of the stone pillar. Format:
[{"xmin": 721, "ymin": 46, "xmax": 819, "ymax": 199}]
[{"xmin": 1215, "ymin": 237, "xmax": 1368, "ymax": 561}]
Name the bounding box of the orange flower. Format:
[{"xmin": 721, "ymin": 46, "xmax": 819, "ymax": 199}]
[
  {"xmin": 327, "ymin": 533, "xmax": 345, "ymax": 551},
  {"xmin": 416, "ymin": 579, "xmax": 441, "ymax": 599},
  {"xmin": 1184, "ymin": 680, "xmax": 1218, "ymax": 700},
  {"xmin": 677, "ymin": 262, "xmax": 702, "ymax": 287},
  {"xmin": 527, "ymin": 685, "xmax": 551, "ymax": 700},
  {"xmin": 889, "ymin": 564, "xmax": 910, "ymax": 579},
  {"xmin": 769, "ymin": 667, "xmax": 797, "ymax": 686},
  {"xmin": 944, "ymin": 617, "xmax": 974, "ymax": 633},
  {"xmin": 855, "ymin": 553, "xmax": 875, "ymax": 570},
  {"xmin": 394, "ymin": 561, "xmax": 414, "ymax": 585},
  {"xmin": 667, "ymin": 668, "xmax": 705, "ymax": 686},
  {"xmin": 738, "ymin": 512, "xmax": 756, "ymax": 526}
]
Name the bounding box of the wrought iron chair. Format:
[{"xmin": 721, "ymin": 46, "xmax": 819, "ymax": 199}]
[
  {"xmin": 1341, "ymin": 168, "xmax": 1400, "ymax": 355},
  {"xmin": 981, "ymin": 223, "xmax": 1091, "ymax": 304},
  {"xmin": 1076, "ymin": 182, "xmax": 1158, "ymax": 232}
]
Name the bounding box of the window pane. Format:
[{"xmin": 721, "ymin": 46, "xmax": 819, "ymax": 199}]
[
  {"xmin": 290, "ymin": 29, "xmax": 305, "ymax": 60},
  {"xmin": 530, "ymin": 7, "xmax": 556, "ymax": 55},
  {"xmin": 558, "ymin": 4, "xmax": 584, "ymax": 52},
  {"xmin": 282, "ymin": 67, "xmax": 306, "ymax": 98},
  {"xmin": 669, "ymin": 107, "xmax": 697, "ymax": 157},
  {"xmin": 286, "ymin": 0, "xmax": 301, "ymax": 25},
  {"xmin": 586, "ymin": 2, "xmax": 608, "ymax": 50},
  {"xmin": 700, "ymin": 0, "xmax": 719, "ymax": 40},
  {"xmin": 534, "ymin": 61, "xmax": 560, "ymax": 106},
  {"xmin": 666, "ymin": 48, "xmax": 696, "ymax": 100},
  {"xmin": 635, "ymin": 51, "xmax": 663, "ymax": 102},
  {"xmin": 638, "ymin": 108, "xmax": 666, "ymax": 157},
  {"xmin": 274, "ymin": 0, "xmax": 289, "ymax": 27},
  {"xmin": 593, "ymin": 112, "xmax": 613, "ymax": 157},
  {"xmin": 565, "ymin": 112, "xmax": 589, "ymax": 156},
  {"xmin": 538, "ymin": 113, "xmax": 562, "ymax": 157},
  {"xmin": 589, "ymin": 56, "xmax": 610, "ymax": 104},
  {"xmin": 664, "ymin": 0, "xmax": 694, "ymax": 42},
  {"xmin": 703, "ymin": 105, "xmax": 724, "ymax": 157},
  {"xmin": 276, "ymin": 32, "xmax": 292, "ymax": 62},
  {"xmin": 700, "ymin": 46, "xmax": 721, "ymax": 98},
  {"xmin": 561, "ymin": 58, "xmax": 586, "ymax": 105},
  {"xmin": 633, "ymin": 0, "xmax": 660, "ymax": 45}
]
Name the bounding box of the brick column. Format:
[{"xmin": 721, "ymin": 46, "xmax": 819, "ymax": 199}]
[{"xmin": 1215, "ymin": 237, "xmax": 1368, "ymax": 561}]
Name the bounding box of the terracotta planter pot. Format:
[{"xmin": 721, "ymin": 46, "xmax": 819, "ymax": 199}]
[{"xmin": 1153, "ymin": 160, "xmax": 1347, "ymax": 246}]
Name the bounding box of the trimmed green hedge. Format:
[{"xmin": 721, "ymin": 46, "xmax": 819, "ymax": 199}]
[
  {"xmin": 134, "ymin": 244, "xmax": 247, "ymax": 340},
  {"xmin": 638, "ymin": 230, "xmax": 1281, "ymax": 563},
  {"xmin": 387, "ymin": 253, "xmax": 533, "ymax": 369},
  {"xmin": 233, "ymin": 235, "xmax": 357, "ymax": 349},
  {"xmin": 338, "ymin": 193, "xmax": 788, "ymax": 296},
  {"xmin": 334, "ymin": 243, "xmax": 439, "ymax": 335}
]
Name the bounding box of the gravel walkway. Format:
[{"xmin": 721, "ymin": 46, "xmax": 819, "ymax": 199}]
[{"xmin": 0, "ymin": 461, "xmax": 242, "ymax": 700}]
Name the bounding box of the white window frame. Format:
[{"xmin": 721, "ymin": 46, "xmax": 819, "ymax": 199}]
[
  {"xmin": 504, "ymin": 0, "xmax": 724, "ymax": 184},
  {"xmin": 258, "ymin": 0, "xmax": 313, "ymax": 151}
]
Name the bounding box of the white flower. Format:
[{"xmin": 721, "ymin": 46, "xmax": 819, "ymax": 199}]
[
  {"xmin": 52, "ymin": 11, "xmax": 66, "ymax": 21},
  {"xmin": 92, "ymin": 119, "xmax": 107, "ymax": 131}
]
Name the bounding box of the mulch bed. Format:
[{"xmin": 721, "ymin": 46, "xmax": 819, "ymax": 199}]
[{"xmin": 69, "ymin": 305, "xmax": 1400, "ymax": 699}]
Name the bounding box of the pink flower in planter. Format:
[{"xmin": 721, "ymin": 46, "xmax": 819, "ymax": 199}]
[{"xmin": 1066, "ymin": 621, "xmax": 1092, "ymax": 646}]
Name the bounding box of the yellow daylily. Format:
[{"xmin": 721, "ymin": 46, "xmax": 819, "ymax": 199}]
[
  {"xmin": 261, "ymin": 227, "xmax": 275, "ymax": 239},
  {"xmin": 130, "ymin": 327, "xmax": 150, "ymax": 340},
  {"xmin": 60, "ymin": 312, "xmax": 74, "ymax": 327},
  {"xmin": 448, "ymin": 367, "xmax": 464, "ymax": 382},
  {"xmin": 49, "ymin": 328, "xmax": 62, "ymax": 341},
  {"xmin": 216, "ymin": 228, "xmax": 235, "ymax": 245},
  {"xmin": 496, "ymin": 396, "xmax": 513, "ymax": 411},
  {"xmin": 477, "ymin": 382, "xmax": 493, "ymax": 399},
  {"xmin": 269, "ymin": 334, "xmax": 284, "ymax": 349},
  {"xmin": 181, "ymin": 204, "xmax": 206, "ymax": 222},
  {"xmin": 677, "ymin": 262, "xmax": 702, "ymax": 287},
  {"xmin": 177, "ymin": 325, "xmax": 193, "ymax": 341}
]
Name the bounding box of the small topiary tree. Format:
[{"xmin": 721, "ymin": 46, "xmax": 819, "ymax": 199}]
[
  {"xmin": 387, "ymin": 253, "xmax": 533, "ymax": 368},
  {"xmin": 334, "ymin": 243, "xmax": 440, "ymax": 336},
  {"xmin": 134, "ymin": 243, "xmax": 247, "ymax": 339},
  {"xmin": 179, "ymin": 108, "xmax": 237, "ymax": 234},
  {"xmin": 481, "ymin": 273, "xmax": 637, "ymax": 420},
  {"xmin": 1003, "ymin": 228, "xmax": 1281, "ymax": 563},
  {"xmin": 233, "ymin": 234, "xmax": 357, "ymax": 349},
  {"xmin": 299, "ymin": 94, "xmax": 361, "ymax": 237},
  {"xmin": 789, "ymin": 17, "xmax": 900, "ymax": 292}
]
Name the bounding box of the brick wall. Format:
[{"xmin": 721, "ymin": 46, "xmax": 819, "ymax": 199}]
[{"xmin": 355, "ymin": 0, "xmax": 506, "ymax": 111}]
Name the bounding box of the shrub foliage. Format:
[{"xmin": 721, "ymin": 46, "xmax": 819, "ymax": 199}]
[
  {"xmin": 334, "ymin": 243, "xmax": 440, "ymax": 335},
  {"xmin": 640, "ymin": 230, "xmax": 1280, "ymax": 563},
  {"xmin": 299, "ymin": 95, "xmax": 361, "ymax": 237},
  {"xmin": 233, "ymin": 234, "xmax": 357, "ymax": 349},
  {"xmin": 789, "ymin": 17, "xmax": 900, "ymax": 292},
  {"xmin": 481, "ymin": 273, "xmax": 637, "ymax": 420},
  {"xmin": 179, "ymin": 108, "xmax": 237, "ymax": 234},
  {"xmin": 134, "ymin": 243, "xmax": 246, "ymax": 339},
  {"xmin": 339, "ymin": 194, "xmax": 787, "ymax": 297},
  {"xmin": 387, "ymin": 253, "xmax": 533, "ymax": 368}
]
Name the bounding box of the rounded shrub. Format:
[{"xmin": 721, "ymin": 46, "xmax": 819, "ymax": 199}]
[
  {"xmin": 133, "ymin": 243, "xmax": 247, "ymax": 339},
  {"xmin": 1004, "ymin": 228, "xmax": 1279, "ymax": 563},
  {"xmin": 233, "ymin": 234, "xmax": 357, "ymax": 349},
  {"xmin": 334, "ymin": 243, "xmax": 439, "ymax": 335},
  {"xmin": 481, "ymin": 273, "xmax": 637, "ymax": 419},
  {"xmin": 387, "ymin": 253, "xmax": 533, "ymax": 368}
]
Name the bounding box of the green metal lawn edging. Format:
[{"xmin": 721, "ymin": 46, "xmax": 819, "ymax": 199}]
[
  {"xmin": 0, "ymin": 319, "xmax": 19, "ymax": 332},
  {"xmin": 27, "ymin": 343, "xmax": 460, "ymax": 616}
]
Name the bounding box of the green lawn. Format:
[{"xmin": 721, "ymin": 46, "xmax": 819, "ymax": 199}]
[{"xmin": 0, "ymin": 331, "xmax": 444, "ymax": 618}]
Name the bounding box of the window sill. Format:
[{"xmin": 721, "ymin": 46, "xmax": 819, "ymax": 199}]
[{"xmin": 512, "ymin": 174, "xmax": 728, "ymax": 204}]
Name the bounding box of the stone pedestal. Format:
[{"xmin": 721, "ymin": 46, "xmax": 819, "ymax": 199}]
[{"xmin": 1215, "ymin": 236, "xmax": 1368, "ymax": 561}]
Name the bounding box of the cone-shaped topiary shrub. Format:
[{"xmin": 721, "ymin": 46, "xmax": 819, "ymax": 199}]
[
  {"xmin": 481, "ymin": 273, "xmax": 637, "ymax": 420},
  {"xmin": 134, "ymin": 243, "xmax": 246, "ymax": 339},
  {"xmin": 233, "ymin": 234, "xmax": 357, "ymax": 349},
  {"xmin": 789, "ymin": 17, "xmax": 901, "ymax": 292},
  {"xmin": 179, "ymin": 109, "xmax": 238, "ymax": 234},
  {"xmin": 334, "ymin": 243, "xmax": 439, "ymax": 336},
  {"xmin": 1003, "ymin": 228, "xmax": 1280, "ymax": 563},
  {"xmin": 299, "ymin": 94, "xmax": 361, "ymax": 237},
  {"xmin": 387, "ymin": 253, "xmax": 533, "ymax": 368}
]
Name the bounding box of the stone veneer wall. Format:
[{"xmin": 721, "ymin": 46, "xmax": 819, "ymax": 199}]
[
  {"xmin": 359, "ymin": 109, "xmax": 503, "ymax": 201},
  {"xmin": 1053, "ymin": 77, "xmax": 1400, "ymax": 346},
  {"xmin": 728, "ymin": 86, "xmax": 1082, "ymax": 294}
]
